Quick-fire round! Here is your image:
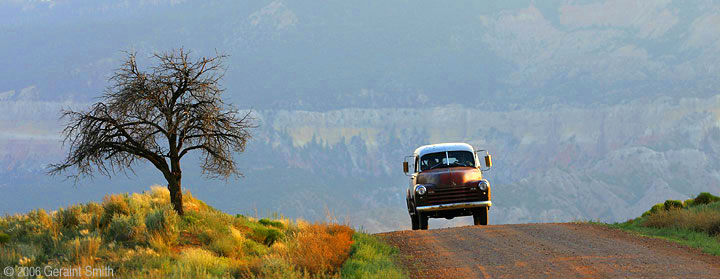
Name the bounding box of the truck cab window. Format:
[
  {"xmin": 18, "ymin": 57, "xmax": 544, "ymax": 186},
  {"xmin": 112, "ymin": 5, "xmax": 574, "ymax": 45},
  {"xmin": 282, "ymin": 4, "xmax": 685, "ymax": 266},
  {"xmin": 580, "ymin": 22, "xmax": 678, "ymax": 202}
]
[{"xmin": 420, "ymin": 151, "xmax": 475, "ymax": 171}]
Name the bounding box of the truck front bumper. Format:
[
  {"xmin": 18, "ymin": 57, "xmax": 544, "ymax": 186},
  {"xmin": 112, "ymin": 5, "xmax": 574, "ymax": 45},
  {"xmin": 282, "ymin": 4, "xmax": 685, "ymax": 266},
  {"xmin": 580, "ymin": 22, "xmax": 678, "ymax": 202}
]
[{"xmin": 416, "ymin": 200, "xmax": 492, "ymax": 212}]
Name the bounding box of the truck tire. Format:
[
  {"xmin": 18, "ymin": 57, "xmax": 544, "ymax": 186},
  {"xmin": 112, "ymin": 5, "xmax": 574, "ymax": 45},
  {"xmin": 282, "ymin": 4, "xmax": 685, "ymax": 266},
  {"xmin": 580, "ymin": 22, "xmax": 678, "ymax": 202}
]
[
  {"xmin": 473, "ymin": 208, "xmax": 488, "ymax": 226},
  {"xmin": 419, "ymin": 213, "xmax": 429, "ymax": 230},
  {"xmin": 411, "ymin": 214, "xmax": 419, "ymax": 230}
]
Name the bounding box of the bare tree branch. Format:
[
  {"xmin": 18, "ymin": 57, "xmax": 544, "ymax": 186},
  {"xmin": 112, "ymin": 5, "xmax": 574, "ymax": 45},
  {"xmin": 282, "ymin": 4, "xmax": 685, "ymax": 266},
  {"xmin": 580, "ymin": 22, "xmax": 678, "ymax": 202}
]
[{"xmin": 49, "ymin": 48, "xmax": 255, "ymax": 215}]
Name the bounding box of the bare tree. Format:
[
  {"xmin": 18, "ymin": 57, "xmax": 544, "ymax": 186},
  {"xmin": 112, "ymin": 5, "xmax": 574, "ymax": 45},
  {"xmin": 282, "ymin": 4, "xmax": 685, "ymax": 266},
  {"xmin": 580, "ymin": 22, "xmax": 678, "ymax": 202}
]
[{"xmin": 50, "ymin": 49, "xmax": 255, "ymax": 215}]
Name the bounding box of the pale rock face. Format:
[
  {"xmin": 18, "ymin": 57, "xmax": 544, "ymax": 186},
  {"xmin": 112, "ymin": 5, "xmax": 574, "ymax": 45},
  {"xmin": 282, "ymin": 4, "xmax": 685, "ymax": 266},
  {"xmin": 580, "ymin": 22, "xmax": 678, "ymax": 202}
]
[
  {"xmin": 559, "ymin": 0, "xmax": 678, "ymax": 39},
  {"xmin": 684, "ymin": 11, "xmax": 720, "ymax": 51},
  {"xmin": 239, "ymin": 95, "xmax": 720, "ymax": 231},
  {"xmin": 249, "ymin": 1, "xmax": 298, "ymax": 30},
  {"xmin": 0, "ymin": 90, "xmax": 15, "ymax": 101}
]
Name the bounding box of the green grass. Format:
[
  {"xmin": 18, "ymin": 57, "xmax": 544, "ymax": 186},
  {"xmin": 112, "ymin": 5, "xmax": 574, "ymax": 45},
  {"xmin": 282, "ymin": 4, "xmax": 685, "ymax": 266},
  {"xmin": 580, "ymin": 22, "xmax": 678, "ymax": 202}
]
[
  {"xmin": 340, "ymin": 232, "xmax": 406, "ymax": 279},
  {"xmin": 608, "ymin": 192, "xmax": 720, "ymax": 256},
  {"xmin": 608, "ymin": 221, "xmax": 720, "ymax": 256}
]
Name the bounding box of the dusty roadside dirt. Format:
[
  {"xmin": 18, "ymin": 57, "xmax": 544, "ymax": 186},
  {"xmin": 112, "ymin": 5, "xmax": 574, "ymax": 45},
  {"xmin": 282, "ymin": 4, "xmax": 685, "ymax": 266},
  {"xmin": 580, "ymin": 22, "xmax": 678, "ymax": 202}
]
[{"xmin": 379, "ymin": 223, "xmax": 720, "ymax": 279}]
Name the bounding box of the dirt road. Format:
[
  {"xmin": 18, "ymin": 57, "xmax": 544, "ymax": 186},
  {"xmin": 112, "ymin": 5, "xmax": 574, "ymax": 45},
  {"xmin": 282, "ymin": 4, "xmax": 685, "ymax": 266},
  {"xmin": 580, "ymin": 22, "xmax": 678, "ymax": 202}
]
[{"xmin": 379, "ymin": 223, "xmax": 720, "ymax": 279}]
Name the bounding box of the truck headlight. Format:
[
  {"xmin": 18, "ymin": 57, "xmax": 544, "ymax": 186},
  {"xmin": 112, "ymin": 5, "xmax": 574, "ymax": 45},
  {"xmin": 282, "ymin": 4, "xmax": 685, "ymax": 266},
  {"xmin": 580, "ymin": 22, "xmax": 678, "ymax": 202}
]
[
  {"xmin": 478, "ymin": 180, "xmax": 489, "ymax": 191},
  {"xmin": 415, "ymin": 185, "xmax": 427, "ymax": 195}
]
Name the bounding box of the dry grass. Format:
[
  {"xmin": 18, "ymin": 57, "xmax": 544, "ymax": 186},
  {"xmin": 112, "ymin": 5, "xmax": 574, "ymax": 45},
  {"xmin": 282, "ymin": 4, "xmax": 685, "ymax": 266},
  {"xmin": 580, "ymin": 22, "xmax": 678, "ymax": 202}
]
[
  {"xmin": 643, "ymin": 207, "xmax": 720, "ymax": 235},
  {"xmin": 71, "ymin": 236, "xmax": 102, "ymax": 266},
  {"xmin": 177, "ymin": 247, "xmax": 230, "ymax": 275},
  {"xmin": 340, "ymin": 232, "xmax": 405, "ymax": 279},
  {"xmin": 288, "ymin": 223, "xmax": 354, "ymax": 275},
  {"xmin": 613, "ymin": 199, "xmax": 720, "ymax": 256},
  {"xmin": 0, "ymin": 186, "xmax": 401, "ymax": 278}
]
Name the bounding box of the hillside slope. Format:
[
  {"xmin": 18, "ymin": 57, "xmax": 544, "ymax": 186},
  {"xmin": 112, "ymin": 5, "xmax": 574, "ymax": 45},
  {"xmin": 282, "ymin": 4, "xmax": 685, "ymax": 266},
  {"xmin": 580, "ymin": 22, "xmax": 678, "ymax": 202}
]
[
  {"xmin": 0, "ymin": 186, "xmax": 404, "ymax": 279},
  {"xmin": 609, "ymin": 192, "xmax": 720, "ymax": 256}
]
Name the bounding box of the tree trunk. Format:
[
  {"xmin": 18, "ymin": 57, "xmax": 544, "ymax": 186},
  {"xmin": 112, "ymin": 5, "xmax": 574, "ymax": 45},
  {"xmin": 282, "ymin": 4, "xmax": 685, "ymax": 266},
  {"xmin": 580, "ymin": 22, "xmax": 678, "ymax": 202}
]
[
  {"xmin": 168, "ymin": 134, "xmax": 184, "ymax": 215},
  {"xmin": 168, "ymin": 156, "xmax": 184, "ymax": 215},
  {"xmin": 168, "ymin": 178, "xmax": 185, "ymax": 216},
  {"xmin": 168, "ymin": 176, "xmax": 184, "ymax": 215}
]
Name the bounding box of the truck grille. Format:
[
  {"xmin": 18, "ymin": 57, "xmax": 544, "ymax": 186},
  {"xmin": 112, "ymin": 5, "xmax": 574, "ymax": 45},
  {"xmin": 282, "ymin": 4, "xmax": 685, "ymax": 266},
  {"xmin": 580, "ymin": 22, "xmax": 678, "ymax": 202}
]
[{"xmin": 425, "ymin": 186, "xmax": 483, "ymax": 205}]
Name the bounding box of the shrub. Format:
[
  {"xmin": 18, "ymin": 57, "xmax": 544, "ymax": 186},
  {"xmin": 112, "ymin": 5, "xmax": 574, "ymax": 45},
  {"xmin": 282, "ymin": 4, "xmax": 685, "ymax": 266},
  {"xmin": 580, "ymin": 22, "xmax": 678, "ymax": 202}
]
[
  {"xmin": 145, "ymin": 205, "xmax": 179, "ymax": 245},
  {"xmin": 710, "ymin": 222, "xmax": 720, "ymax": 236},
  {"xmin": 81, "ymin": 202, "xmax": 104, "ymax": 230},
  {"xmin": 101, "ymin": 195, "xmax": 130, "ymax": 228},
  {"xmin": 0, "ymin": 246, "xmax": 21, "ymax": 267},
  {"xmin": 15, "ymin": 243, "xmax": 43, "ymax": 263},
  {"xmin": 695, "ymin": 192, "xmax": 720, "ymax": 205},
  {"xmin": 683, "ymin": 199, "xmax": 695, "ymax": 208},
  {"xmin": 0, "ymin": 232, "xmax": 9, "ymax": 244},
  {"xmin": 149, "ymin": 185, "xmax": 171, "ymax": 205},
  {"xmin": 70, "ymin": 236, "xmax": 101, "ymax": 266},
  {"xmin": 27, "ymin": 209, "xmax": 54, "ymax": 232},
  {"xmin": 82, "ymin": 202, "xmax": 104, "ymax": 215},
  {"xmin": 643, "ymin": 208, "xmax": 720, "ymax": 234},
  {"xmin": 288, "ymin": 223, "xmax": 354, "ymax": 275},
  {"xmin": 189, "ymin": 210, "xmax": 232, "ymax": 235},
  {"xmin": 181, "ymin": 211, "xmax": 235, "ymax": 248},
  {"xmin": 182, "ymin": 191, "xmax": 210, "ymax": 212},
  {"xmin": 210, "ymin": 236, "xmax": 243, "ymax": 258},
  {"xmin": 243, "ymin": 239, "xmax": 269, "ymax": 257},
  {"xmin": 255, "ymin": 256, "xmax": 305, "ymax": 279},
  {"xmin": 250, "ymin": 226, "xmax": 284, "ymax": 246},
  {"xmin": 664, "ymin": 200, "xmax": 683, "ymax": 211},
  {"xmin": 182, "ymin": 215, "xmax": 201, "ymax": 226},
  {"xmin": 104, "ymin": 214, "xmax": 145, "ymax": 244},
  {"xmin": 148, "ymin": 233, "xmax": 171, "ymax": 254},
  {"xmin": 229, "ymin": 226, "xmax": 245, "ymax": 242},
  {"xmin": 259, "ymin": 218, "xmax": 285, "ymax": 229},
  {"xmin": 174, "ymin": 248, "xmax": 230, "ymax": 278},
  {"xmin": 129, "ymin": 193, "xmax": 153, "ymax": 213},
  {"xmin": 112, "ymin": 247, "xmax": 164, "ymax": 274},
  {"xmin": 55, "ymin": 206, "xmax": 82, "ymax": 230},
  {"xmin": 642, "ymin": 203, "xmax": 665, "ymax": 217}
]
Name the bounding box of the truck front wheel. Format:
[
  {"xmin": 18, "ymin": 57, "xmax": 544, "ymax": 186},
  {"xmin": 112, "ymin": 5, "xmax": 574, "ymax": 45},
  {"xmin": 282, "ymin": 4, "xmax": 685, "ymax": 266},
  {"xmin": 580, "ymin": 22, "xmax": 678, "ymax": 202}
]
[
  {"xmin": 411, "ymin": 214, "xmax": 419, "ymax": 230},
  {"xmin": 473, "ymin": 208, "xmax": 488, "ymax": 226},
  {"xmin": 419, "ymin": 213, "xmax": 429, "ymax": 230}
]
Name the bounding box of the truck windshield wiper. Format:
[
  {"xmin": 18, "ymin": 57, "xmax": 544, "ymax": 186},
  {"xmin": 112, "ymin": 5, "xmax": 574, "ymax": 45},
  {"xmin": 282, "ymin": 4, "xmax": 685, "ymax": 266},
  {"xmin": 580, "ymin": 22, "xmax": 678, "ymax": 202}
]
[{"xmin": 427, "ymin": 162, "xmax": 446, "ymax": 170}]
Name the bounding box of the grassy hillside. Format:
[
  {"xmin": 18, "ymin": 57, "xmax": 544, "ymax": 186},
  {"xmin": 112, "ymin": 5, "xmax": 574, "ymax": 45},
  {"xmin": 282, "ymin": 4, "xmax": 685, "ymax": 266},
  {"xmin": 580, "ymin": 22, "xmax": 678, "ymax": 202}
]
[
  {"xmin": 0, "ymin": 186, "xmax": 404, "ymax": 278},
  {"xmin": 609, "ymin": 192, "xmax": 720, "ymax": 256}
]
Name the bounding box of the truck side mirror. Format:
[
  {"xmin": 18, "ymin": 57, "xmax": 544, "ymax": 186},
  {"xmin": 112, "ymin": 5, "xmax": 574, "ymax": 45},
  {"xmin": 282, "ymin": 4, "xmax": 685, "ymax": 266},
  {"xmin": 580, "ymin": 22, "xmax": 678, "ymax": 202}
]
[
  {"xmin": 484, "ymin": 155, "xmax": 492, "ymax": 168},
  {"xmin": 403, "ymin": 161, "xmax": 409, "ymax": 173}
]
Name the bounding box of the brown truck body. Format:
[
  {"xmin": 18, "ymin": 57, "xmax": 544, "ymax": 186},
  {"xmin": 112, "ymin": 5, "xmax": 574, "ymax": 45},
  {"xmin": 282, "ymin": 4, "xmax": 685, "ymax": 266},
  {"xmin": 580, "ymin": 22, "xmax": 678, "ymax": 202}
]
[{"xmin": 404, "ymin": 143, "xmax": 492, "ymax": 230}]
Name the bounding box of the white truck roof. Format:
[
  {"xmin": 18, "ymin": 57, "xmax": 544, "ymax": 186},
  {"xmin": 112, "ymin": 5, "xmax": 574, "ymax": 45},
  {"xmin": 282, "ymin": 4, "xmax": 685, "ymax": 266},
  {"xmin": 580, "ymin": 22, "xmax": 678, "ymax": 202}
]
[{"xmin": 413, "ymin": 142, "xmax": 475, "ymax": 158}]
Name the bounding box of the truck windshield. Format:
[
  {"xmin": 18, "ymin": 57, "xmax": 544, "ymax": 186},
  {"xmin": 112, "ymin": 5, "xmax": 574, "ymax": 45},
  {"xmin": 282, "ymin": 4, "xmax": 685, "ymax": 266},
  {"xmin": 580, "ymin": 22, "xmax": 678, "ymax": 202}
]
[{"xmin": 420, "ymin": 151, "xmax": 475, "ymax": 171}]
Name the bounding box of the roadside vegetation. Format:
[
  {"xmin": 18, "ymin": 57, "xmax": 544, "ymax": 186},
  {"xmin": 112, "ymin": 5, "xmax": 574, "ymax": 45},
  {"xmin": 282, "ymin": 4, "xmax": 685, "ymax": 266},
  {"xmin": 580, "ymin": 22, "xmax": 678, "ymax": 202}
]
[
  {"xmin": 0, "ymin": 186, "xmax": 405, "ymax": 278},
  {"xmin": 609, "ymin": 192, "xmax": 720, "ymax": 256},
  {"xmin": 340, "ymin": 233, "xmax": 405, "ymax": 279}
]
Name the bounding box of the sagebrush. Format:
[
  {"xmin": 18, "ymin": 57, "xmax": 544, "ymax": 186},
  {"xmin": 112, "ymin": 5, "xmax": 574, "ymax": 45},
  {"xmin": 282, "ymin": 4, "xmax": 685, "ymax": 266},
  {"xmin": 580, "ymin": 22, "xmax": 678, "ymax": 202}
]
[{"xmin": 0, "ymin": 186, "xmax": 403, "ymax": 278}]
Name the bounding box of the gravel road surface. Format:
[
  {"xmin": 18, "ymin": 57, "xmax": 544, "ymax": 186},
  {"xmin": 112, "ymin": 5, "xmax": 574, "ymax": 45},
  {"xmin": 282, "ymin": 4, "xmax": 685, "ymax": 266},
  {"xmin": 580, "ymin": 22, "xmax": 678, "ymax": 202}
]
[{"xmin": 379, "ymin": 223, "xmax": 720, "ymax": 279}]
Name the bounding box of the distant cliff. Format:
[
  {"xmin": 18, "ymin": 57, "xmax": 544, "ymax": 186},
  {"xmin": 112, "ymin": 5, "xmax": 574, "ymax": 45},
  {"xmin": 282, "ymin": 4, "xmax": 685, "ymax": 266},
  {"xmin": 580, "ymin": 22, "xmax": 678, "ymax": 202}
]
[
  {"xmin": 3, "ymin": 93, "xmax": 720, "ymax": 232},
  {"xmin": 234, "ymin": 96, "xmax": 720, "ymax": 231}
]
